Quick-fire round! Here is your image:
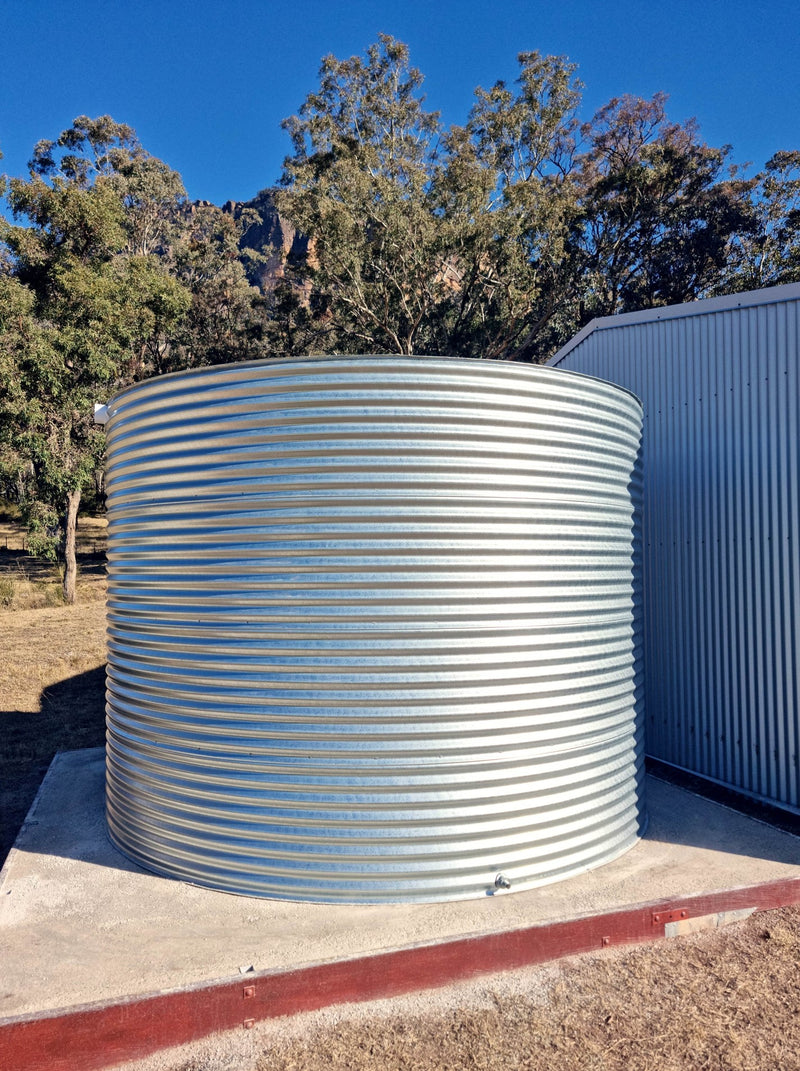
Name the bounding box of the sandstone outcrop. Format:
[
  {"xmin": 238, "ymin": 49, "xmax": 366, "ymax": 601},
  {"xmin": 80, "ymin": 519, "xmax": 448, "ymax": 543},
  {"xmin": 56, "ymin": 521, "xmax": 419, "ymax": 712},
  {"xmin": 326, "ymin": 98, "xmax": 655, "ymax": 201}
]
[{"xmin": 221, "ymin": 188, "xmax": 309, "ymax": 293}]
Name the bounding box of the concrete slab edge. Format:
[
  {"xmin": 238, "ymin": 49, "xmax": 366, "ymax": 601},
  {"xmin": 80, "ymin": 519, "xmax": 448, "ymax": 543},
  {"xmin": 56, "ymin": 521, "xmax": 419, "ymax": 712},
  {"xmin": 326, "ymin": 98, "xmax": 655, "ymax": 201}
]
[{"xmin": 2, "ymin": 875, "xmax": 800, "ymax": 1071}]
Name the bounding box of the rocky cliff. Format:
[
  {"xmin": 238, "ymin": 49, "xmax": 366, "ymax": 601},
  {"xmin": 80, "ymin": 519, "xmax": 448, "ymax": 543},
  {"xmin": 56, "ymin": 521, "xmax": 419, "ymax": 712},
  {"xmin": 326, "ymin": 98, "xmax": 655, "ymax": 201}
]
[{"xmin": 221, "ymin": 188, "xmax": 308, "ymax": 292}]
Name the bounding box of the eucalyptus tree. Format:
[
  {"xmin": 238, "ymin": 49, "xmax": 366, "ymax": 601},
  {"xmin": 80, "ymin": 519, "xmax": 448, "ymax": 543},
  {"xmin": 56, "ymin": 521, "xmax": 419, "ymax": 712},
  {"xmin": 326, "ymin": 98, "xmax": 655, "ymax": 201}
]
[
  {"xmin": 440, "ymin": 50, "xmax": 585, "ymax": 360},
  {"xmin": 716, "ymin": 150, "xmax": 800, "ymax": 292},
  {"xmin": 277, "ymin": 40, "xmax": 589, "ymax": 361},
  {"xmin": 277, "ymin": 38, "xmax": 783, "ymax": 363},
  {"xmin": 0, "ymin": 116, "xmax": 190, "ymax": 601},
  {"xmin": 170, "ymin": 202, "xmax": 269, "ymax": 368},
  {"xmin": 276, "ymin": 35, "xmax": 454, "ymax": 355},
  {"xmin": 574, "ymin": 93, "xmax": 755, "ymax": 319}
]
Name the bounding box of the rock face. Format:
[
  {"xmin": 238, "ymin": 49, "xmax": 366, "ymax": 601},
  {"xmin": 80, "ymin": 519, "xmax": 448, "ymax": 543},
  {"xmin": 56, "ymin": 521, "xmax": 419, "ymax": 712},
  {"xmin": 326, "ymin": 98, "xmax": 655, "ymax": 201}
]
[{"xmin": 221, "ymin": 189, "xmax": 308, "ymax": 293}]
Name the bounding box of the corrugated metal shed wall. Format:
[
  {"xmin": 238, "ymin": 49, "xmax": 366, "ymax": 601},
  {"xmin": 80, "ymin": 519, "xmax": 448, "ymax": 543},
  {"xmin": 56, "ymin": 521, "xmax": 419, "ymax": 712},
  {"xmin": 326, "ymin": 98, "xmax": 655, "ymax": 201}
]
[{"xmin": 551, "ymin": 287, "xmax": 800, "ymax": 811}]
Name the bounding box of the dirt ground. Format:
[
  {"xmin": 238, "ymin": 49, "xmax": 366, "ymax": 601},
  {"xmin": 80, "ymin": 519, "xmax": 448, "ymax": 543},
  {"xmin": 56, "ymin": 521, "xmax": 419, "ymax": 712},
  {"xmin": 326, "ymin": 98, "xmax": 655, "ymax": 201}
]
[{"xmin": 3, "ymin": 519, "xmax": 800, "ymax": 1071}]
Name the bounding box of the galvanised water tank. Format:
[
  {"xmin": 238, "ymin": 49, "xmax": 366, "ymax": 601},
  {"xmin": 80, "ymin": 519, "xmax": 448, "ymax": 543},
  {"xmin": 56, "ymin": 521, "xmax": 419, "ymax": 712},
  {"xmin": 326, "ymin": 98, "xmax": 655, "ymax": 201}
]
[{"xmin": 103, "ymin": 356, "xmax": 644, "ymax": 902}]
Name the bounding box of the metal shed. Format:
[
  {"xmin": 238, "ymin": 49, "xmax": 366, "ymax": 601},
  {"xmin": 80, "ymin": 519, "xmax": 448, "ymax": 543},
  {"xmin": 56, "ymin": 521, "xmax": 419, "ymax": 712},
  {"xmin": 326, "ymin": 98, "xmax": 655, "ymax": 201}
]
[{"xmin": 551, "ymin": 282, "xmax": 800, "ymax": 813}]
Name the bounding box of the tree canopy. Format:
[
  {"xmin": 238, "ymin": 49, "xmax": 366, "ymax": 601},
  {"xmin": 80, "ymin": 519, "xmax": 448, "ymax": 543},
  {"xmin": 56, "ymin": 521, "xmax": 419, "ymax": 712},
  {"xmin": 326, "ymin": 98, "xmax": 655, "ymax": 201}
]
[
  {"xmin": 1, "ymin": 41, "xmax": 799, "ymax": 600},
  {"xmin": 277, "ymin": 36, "xmax": 449, "ymax": 355},
  {"xmin": 274, "ymin": 37, "xmax": 798, "ymax": 362}
]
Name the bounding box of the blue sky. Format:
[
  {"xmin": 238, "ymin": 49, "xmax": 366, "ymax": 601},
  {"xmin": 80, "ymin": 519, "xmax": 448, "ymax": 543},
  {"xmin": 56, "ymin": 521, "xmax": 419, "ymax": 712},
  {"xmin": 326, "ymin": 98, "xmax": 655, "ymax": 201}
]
[{"xmin": 2, "ymin": 0, "xmax": 799, "ymax": 206}]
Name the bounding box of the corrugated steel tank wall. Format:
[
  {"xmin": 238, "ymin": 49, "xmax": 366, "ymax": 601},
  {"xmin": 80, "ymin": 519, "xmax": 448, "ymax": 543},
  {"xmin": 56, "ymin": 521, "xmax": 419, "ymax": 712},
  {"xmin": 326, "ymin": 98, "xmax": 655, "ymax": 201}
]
[
  {"xmin": 552, "ymin": 295, "xmax": 800, "ymax": 811},
  {"xmin": 103, "ymin": 356, "xmax": 645, "ymax": 902}
]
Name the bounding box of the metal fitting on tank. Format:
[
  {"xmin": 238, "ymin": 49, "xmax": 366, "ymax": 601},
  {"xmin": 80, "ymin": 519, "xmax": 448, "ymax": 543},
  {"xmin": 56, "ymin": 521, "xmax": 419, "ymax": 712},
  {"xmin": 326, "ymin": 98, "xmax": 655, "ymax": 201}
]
[{"xmin": 494, "ymin": 873, "xmax": 511, "ymax": 890}]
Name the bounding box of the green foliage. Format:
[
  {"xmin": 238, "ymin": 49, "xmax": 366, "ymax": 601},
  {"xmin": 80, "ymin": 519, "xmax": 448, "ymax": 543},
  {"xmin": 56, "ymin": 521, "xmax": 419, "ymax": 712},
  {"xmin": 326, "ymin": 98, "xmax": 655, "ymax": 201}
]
[
  {"xmin": 573, "ymin": 93, "xmax": 755, "ymax": 320},
  {"xmin": 0, "ymin": 266, "xmax": 106, "ymax": 562},
  {"xmin": 277, "ymin": 35, "xmax": 450, "ymax": 355},
  {"xmin": 715, "ymin": 150, "xmax": 800, "ymax": 293},
  {"xmin": 440, "ymin": 50, "xmax": 585, "ymax": 359},
  {"xmin": 1, "ymin": 116, "xmax": 271, "ymax": 599},
  {"xmin": 276, "ymin": 40, "xmax": 584, "ymax": 359},
  {"xmin": 170, "ymin": 203, "xmax": 268, "ymax": 367},
  {"xmin": 24, "ymin": 501, "xmax": 61, "ymax": 560},
  {"xmin": 0, "ymin": 119, "xmax": 188, "ymax": 596}
]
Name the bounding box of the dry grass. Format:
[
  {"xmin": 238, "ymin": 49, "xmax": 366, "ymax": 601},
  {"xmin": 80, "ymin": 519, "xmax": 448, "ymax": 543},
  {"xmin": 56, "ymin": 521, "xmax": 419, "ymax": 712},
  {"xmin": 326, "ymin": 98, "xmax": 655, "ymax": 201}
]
[{"xmin": 0, "ymin": 515, "xmax": 107, "ymax": 610}]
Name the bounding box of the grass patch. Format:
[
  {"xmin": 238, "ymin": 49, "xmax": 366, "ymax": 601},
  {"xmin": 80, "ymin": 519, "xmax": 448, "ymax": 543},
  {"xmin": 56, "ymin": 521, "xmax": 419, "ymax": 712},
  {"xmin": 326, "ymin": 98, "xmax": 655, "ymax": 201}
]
[
  {"xmin": 0, "ymin": 513, "xmax": 107, "ymax": 610},
  {"xmin": 0, "ymin": 569, "xmax": 65, "ymax": 609},
  {"xmin": 0, "ymin": 575, "xmax": 14, "ymax": 607}
]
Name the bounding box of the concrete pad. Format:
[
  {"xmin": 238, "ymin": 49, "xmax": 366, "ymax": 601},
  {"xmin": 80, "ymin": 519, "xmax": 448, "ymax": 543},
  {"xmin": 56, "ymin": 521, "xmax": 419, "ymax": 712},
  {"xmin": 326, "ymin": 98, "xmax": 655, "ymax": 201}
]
[{"xmin": 2, "ymin": 746, "xmax": 800, "ymax": 1024}]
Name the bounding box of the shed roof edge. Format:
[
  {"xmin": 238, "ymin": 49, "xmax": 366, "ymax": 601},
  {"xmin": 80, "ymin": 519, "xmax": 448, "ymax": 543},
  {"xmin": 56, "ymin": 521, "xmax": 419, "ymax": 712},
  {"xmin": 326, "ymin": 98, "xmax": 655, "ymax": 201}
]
[{"xmin": 550, "ymin": 281, "xmax": 800, "ymax": 365}]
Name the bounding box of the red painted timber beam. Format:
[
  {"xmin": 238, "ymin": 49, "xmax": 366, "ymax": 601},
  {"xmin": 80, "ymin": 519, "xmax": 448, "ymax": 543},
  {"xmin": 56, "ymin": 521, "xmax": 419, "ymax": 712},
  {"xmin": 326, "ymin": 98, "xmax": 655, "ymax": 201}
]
[{"xmin": 3, "ymin": 876, "xmax": 800, "ymax": 1071}]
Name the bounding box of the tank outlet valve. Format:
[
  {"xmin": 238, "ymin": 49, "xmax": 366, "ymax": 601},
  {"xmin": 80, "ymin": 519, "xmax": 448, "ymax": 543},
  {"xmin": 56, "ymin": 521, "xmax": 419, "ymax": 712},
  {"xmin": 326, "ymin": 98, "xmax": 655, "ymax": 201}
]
[{"xmin": 494, "ymin": 873, "xmax": 512, "ymax": 890}]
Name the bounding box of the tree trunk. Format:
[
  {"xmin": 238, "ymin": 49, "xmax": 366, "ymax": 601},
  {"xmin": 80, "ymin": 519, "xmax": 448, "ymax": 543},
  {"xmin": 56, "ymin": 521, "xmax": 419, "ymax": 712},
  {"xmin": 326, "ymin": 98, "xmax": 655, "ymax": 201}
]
[{"xmin": 63, "ymin": 488, "xmax": 81, "ymax": 605}]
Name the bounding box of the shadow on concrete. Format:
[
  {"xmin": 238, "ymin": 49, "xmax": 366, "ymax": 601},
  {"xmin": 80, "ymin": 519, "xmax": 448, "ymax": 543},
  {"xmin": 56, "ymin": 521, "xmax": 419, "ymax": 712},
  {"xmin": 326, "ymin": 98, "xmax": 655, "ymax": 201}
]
[
  {"xmin": 1, "ymin": 664, "xmax": 107, "ymax": 867},
  {"xmin": 647, "ymin": 757, "xmax": 800, "ymax": 839},
  {"xmin": 642, "ymin": 773, "xmax": 800, "ymax": 868},
  {"xmin": 8, "ymin": 746, "xmax": 148, "ymax": 877}
]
